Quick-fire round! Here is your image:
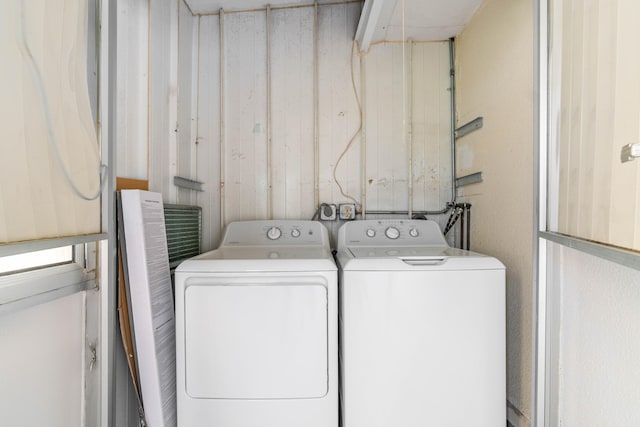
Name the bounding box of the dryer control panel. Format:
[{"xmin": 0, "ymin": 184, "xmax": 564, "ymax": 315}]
[
  {"xmin": 337, "ymin": 219, "xmax": 448, "ymax": 249},
  {"xmin": 221, "ymin": 220, "xmax": 330, "ymax": 247}
]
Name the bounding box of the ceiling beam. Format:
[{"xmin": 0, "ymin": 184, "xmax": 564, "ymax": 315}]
[{"xmin": 355, "ymin": 0, "xmax": 398, "ymax": 52}]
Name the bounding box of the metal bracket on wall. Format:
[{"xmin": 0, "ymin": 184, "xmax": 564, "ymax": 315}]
[
  {"xmin": 455, "ymin": 117, "xmax": 483, "ymax": 139},
  {"xmin": 456, "ymin": 172, "xmax": 483, "ymax": 187},
  {"xmin": 174, "ymin": 176, "xmax": 204, "ymax": 192}
]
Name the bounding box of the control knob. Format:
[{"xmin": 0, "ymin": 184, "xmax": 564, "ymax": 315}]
[
  {"xmin": 366, "ymin": 229, "xmax": 376, "ymax": 238},
  {"xmin": 266, "ymin": 226, "xmax": 282, "ymax": 240},
  {"xmin": 385, "ymin": 227, "xmax": 400, "ymax": 240},
  {"xmin": 409, "ymin": 228, "xmax": 419, "ymax": 237},
  {"xmin": 291, "ymin": 228, "xmax": 301, "ymax": 238}
]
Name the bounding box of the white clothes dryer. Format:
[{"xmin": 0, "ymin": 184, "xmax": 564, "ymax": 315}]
[
  {"xmin": 175, "ymin": 220, "xmax": 338, "ymax": 427},
  {"xmin": 336, "ymin": 219, "xmax": 505, "ymax": 427}
]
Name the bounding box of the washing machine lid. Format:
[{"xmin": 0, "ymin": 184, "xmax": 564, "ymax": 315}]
[
  {"xmin": 348, "ymin": 246, "xmax": 451, "ymax": 259},
  {"xmin": 176, "ymin": 246, "xmax": 337, "ymax": 273},
  {"xmin": 339, "ymin": 246, "xmax": 504, "ymax": 271}
]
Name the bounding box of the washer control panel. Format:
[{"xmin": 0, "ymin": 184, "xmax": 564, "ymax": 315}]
[
  {"xmin": 222, "ymin": 220, "xmax": 329, "ymax": 246},
  {"xmin": 340, "ymin": 219, "xmax": 447, "ymax": 248}
]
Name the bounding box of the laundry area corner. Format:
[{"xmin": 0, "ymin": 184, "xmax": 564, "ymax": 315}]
[{"xmin": 3, "ymin": 0, "xmax": 640, "ymax": 426}]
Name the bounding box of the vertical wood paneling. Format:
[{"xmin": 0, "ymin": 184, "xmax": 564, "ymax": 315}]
[
  {"xmin": 188, "ymin": 3, "xmax": 454, "ymax": 246},
  {"xmin": 196, "ymin": 15, "xmax": 221, "ymax": 251},
  {"xmin": 177, "ymin": 1, "xmax": 197, "ymax": 205},
  {"xmin": 116, "ymin": 0, "xmax": 148, "ymax": 179},
  {"xmin": 271, "ymin": 8, "xmax": 315, "ymax": 220},
  {"xmin": 365, "ymin": 43, "xmax": 407, "ymax": 211},
  {"xmin": 411, "ymin": 42, "xmax": 452, "ymax": 211},
  {"xmin": 148, "ymin": 0, "xmax": 179, "ymax": 202},
  {"xmin": 318, "ymin": 3, "xmax": 362, "ymax": 209},
  {"xmin": 224, "ymin": 11, "xmax": 268, "ymax": 223}
]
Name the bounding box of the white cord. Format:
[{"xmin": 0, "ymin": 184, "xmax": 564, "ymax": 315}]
[
  {"xmin": 19, "ymin": 0, "xmax": 107, "ymax": 201},
  {"xmin": 332, "ymin": 40, "xmax": 362, "ymax": 208}
]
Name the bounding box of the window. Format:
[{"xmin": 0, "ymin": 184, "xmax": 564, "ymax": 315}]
[{"xmin": 0, "ymin": 247, "xmax": 73, "ymax": 275}]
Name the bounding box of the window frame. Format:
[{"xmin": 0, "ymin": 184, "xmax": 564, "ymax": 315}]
[{"xmin": 0, "ymin": 238, "xmax": 104, "ymax": 316}]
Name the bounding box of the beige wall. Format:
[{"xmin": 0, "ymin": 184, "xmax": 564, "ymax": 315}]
[{"xmin": 455, "ymin": 0, "xmax": 534, "ymax": 425}]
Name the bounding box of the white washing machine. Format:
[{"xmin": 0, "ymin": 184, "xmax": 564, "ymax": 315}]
[
  {"xmin": 175, "ymin": 220, "xmax": 338, "ymax": 427},
  {"xmin": 336, "ymin": 219, "xmax": 505, "ymax": 427}
]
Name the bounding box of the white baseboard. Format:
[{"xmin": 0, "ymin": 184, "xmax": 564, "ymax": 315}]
[{"xmin": 507, "ymin": 401, "xmax": 531, "ymax": 427}]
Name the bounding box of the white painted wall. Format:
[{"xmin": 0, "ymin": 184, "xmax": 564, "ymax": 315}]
[
  {"xmin": 547, "ymin": 243, "xmax": 640, "ymax": 425},
  {"xmin": 454, "ymin": 0, "xmax": 534, "ymax": 425},
  {"xmin": 116, "ymin": 0, "xmax": 198, "ymax": 206},
  {"xmin": 116, "ymin": 2, "xmax": 454, "ymax": 251},
  {"xmin": 193, "ymin": 3, "xmax": 452, "ymax": 250},
  {"xmin": 0, "ymin": 293, "xmax": 86, "ymax": 426},
  {"xmin": 116, "ymin": 0, "xmax": 149, "ymax": 180}
]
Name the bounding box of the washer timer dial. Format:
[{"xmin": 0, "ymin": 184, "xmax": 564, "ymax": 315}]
[
  {"xmin": 266, "ymin": 226, "xmax": 282, "ymax": 240},
  {"xmin": 385, "ymin": 227, "xmax": 400, "ymax": 240}
]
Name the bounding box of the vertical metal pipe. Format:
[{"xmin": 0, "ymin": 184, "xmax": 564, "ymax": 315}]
[
  {"xmin": 533, "ymin": 0, "xmax": 549, "ymax": 424},
  {"xmin": 466, "ymin": 204, "xmax": 471, "ymax": 250},
  {"xmin": 407, "ymin": 39, "xmax": 414, "ymax": 219},
  {"xmin": 448, "ymin": 38, "xmax": 457, "ymax": 206},
  {"xmin": 313, "ymin": 1, "xmax": 320, "ymax": 211},
  {"xmin": 102, "ymin": 0, "xmax": 118, "ymax": 423},
  {"xmin": 360, "ymin": 47, "xmax": 366, "ymax": 219},
  {"xmin": 266, "ymin": 5, "xmax": 273, "ymax": 219},
  {"xmin": 146, "ymin": 0, "xmax": 152, "ymax": 184},
  {"xmin": 219, "ymin": 9, "xmax": 226, "ymax": 229},
  {"xmin": 195, "ymin": 16, "xmax": 201, "ymax": 207},
  {"xmin": 460, "ymin": 205, "xmax": 465, "ymax": 250}
]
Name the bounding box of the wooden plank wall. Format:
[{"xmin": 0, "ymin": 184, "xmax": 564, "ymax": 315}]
[{"xmin": 116, "ymin": 1, "xmax": 452, "ymax": 252}]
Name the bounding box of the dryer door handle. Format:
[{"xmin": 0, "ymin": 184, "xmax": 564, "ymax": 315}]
[{"xmin": 400, "ymin": 257, "xmax": 447, "ymax": 266}]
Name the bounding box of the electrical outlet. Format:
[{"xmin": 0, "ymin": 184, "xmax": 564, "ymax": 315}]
[
  {"xmin": 320, "ymin": 204, "xmax": 337, "ymax": 221},
  {"xmin": 339, "ymin": 203, "xmax": 356, "ymax": 220}
]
